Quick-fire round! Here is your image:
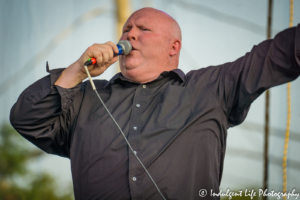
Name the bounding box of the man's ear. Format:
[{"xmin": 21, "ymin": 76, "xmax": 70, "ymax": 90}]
[{"xmin": 169, "ymin": 39, "xmax": 181, "ymax": 56}]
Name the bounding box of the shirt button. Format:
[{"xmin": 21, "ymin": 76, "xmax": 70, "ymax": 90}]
[
  {"xmin": 132, "ymin": 177, "xmax": 137, "ymax": 181},
  {"xmin": 136, "ymin": 104, "xmax": 140, "ymax": 108},
  {"xmin": 133, "ymin": 151, "xmax": 137, "ymax": 155},
  {"xmin": 142, "ymin": 85, "xmax": 146, "ymax": 88},
  {"xmin": 133, "ymin": 126, "xmax": 137, "ymax": 130}
]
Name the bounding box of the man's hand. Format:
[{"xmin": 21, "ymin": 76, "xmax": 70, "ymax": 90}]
[{"xmin": 55, "ymin": 41, "xmax": 119, "ymax": 88}]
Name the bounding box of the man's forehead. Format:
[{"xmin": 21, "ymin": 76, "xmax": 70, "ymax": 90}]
[
  {"xmin": 124, "ymin": 8, "xmax": 169, "ymax": 26},
  {"xmin": 125, "ymin": 13, "xmax": 152, "ymax": 25}
]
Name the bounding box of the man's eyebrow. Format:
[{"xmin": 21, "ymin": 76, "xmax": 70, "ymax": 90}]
[
  {"xmin": 123, "ymin": 24, "xmax": 132, "ymax": 29},
  {"xmin": 122, "ymin": 24, "xmax": 132, "ymax": 32}
]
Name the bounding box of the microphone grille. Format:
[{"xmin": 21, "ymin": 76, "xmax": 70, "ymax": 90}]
[{"xmin": 118, "ymin": 40, "xmax": 132, "ymax": 55}]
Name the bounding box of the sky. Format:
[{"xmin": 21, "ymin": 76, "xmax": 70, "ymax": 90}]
[{"xmin": 0, "ymin": 0, "xmax": 299, "ymax": 197}]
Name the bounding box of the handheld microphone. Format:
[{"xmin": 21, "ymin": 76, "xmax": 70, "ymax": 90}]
[
  {"xmin": 116, "ymin": 40, "xmax": 132, "ymax": 56},
  {"xmin": 84, "ymin": 40, "xmax": 132, "ymax": 66}
]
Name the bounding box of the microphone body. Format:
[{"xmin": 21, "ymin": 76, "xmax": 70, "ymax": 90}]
[{"xmin": 116, "ymin": 40, "xmax": 132, "ymax": 56}]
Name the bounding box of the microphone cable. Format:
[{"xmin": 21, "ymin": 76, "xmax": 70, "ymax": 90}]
[{"xmin": 84, "ymin": 60, "xmax": 167, "ymax": 200}]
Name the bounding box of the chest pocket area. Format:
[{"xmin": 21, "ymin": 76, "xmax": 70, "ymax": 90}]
[{"xmin": 154, "ymin": 85, "xmax": 192, "ymax": 129}]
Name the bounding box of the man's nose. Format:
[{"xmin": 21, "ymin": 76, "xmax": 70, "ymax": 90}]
[{"xmin": 127, "ymin": 27, "xmax": 137, "ymax": 41}]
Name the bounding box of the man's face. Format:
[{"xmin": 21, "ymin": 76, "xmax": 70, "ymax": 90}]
[{"xmin": 119, "ymin": 9, "xmax": 173, "ymax": 82}]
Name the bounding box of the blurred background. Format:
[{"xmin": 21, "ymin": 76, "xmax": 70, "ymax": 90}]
[{"xmin": 0, "ymin": 0, "xmax": 299, "ymax": 199}]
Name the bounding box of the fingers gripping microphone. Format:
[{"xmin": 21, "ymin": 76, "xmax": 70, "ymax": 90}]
[
  {"xmin": 84, "ymin": 40, "xmax": 132, "ymax": 66},
  {"xmin": 83, "ymin": 40, "xmax": 132, "ymax": 90}
]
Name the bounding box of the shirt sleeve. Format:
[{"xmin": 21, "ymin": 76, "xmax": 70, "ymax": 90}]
[
  {"xmin": 10, "ymin": 65, "xmax": 83, "ymax": 158},
  {"xmin": 191, "ymin": 24, "xmax": 300, "ymax": 127}
]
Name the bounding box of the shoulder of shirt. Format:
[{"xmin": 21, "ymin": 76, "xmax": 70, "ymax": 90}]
[{"xmin": 185, "ymin": 65, "xmax": 217, "ymax": 79}]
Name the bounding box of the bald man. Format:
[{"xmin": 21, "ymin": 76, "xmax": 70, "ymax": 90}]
[
  {"xmin": 55, "ymin": 8, "xmax": 182, "ymax": 87},
  {"xmin": 10, "ymin": 7, "xmax": 300, "ymax": 200}
]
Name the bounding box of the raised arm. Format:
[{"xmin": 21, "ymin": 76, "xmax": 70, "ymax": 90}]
[
  {"xmin": 187, "ymin": 24, "xmax": 300, "ymax": 128},
  {"xmin": 219, "ymin": 25, "xmax": 300, "ymax": 126},
  {"xmin": 10, "ymin": 42, "xmax": 119, "ymax": 157}
]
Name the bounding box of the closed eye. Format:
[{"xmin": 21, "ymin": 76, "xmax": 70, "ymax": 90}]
[
  {"xmin": 123, "ymin": 25, "xmax": 132, "ymax": 33},
  {"xmin": 138, "ymin": 25, "xmax": 150, "ymax": 31}
]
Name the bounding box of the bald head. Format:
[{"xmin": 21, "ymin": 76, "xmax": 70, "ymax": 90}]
[
  {"xmin": 130, "ymin": 8, "xmax": 182, "ymax": 42},
  {"xmin": 119, "ymin": 7, "xmax": 182, "ymax": 83}
]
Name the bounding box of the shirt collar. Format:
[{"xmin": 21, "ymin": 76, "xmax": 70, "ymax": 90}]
[{"xmin": 103, "ymin": 68, "xmax": 186, "ymax": 88}]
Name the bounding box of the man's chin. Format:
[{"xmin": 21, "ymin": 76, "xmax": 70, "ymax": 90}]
[
  {"xmin": 120, "ymin": 62, "xmax": 140, "ymax": 71},
  {"xmin": 120, "ymin": 65, "xmax": 144, "ymax": 78}
]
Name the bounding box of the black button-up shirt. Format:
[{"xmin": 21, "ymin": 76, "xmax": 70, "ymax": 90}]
[{"xmin": 10, "ymin": 25, "xmax": 300, "ymax": 200}]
